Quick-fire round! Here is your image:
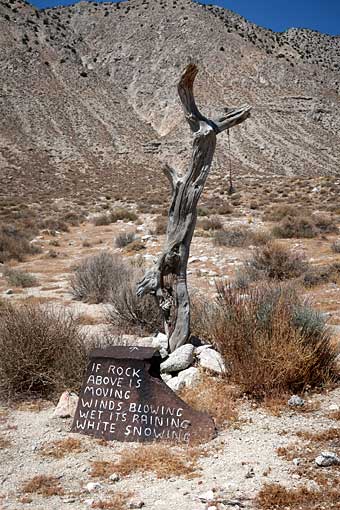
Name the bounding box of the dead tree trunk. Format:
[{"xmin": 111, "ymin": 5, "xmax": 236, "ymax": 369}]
[{"xmin": 137, "ymin": 64, "xmax": 251, "ymax": 352}]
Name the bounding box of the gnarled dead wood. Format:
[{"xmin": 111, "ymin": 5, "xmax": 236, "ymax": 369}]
[{"xmin": 137, "ymin": 64, "xmax": 251, "ymax": 352}]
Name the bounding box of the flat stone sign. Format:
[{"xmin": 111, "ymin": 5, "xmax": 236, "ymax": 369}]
[{"xmin": 71, "ymin": 346, "xmax": 216, "ymax": 444}]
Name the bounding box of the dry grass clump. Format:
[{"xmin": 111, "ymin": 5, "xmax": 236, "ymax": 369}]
[
  {"xmin": 179, "ymin": 377, "xmax": 238, "ymax": 427},
  {"xmin": 3, "ymin": 267, "xmax": 38, "ymax": 288},
  {"xmin": 198, "ymin": 216, "xmax": 223, "ymax": 231},
  {"xmin": 0, "ymin": 304, "xmax": 86, "ymax": 399},
  {"xmin": 151, "ymin": 215, "xmax": 167, "ymax": 235},
  {"xmin": 214, "ymin": 226, "xmax": 271, "ymax": 248},
  {"xmin": 91, "ymin": 494, "xmax": 132, "ymax": 509},
  {"xmin": 329, "ymin": 410, "xmax": 340, "ymax": 421},
  {"xmin": 239, "ymin": 242, "xmax": 309, "ymax": 283},
  {"xmin": 90, "ymin": 460, "xmax": 116, "ymax": 478},
  {"xmin": 70, "ymin": 252, "xmax": 129, "ymax": 303},
  {"xmin": 295, "ymin": 427, "xmax": 340, "ymax": 443},
  {"xmin": 22, "ymin": 475, "xmax": 64, "ymax": 497},
  {"xmin": 41, "ymin": 437, "xmax": 83, "ymax": 459},
  {"xmin": 256, "ymin": 483, "xmax": 340, "ymax": 509},
  {"xmin": 331, "ymin": 240, "xmax": 340, "ymax": 253},
  {"xmin": 195, "ymin": 284, "xmax": 338, "ymax": 398},
  {"xmin": 0, "ymin": 225, "xmax": 40, "ymax": 263},
  {"xmin": 112, "ymin": 444, "xmax": 199, "ymax": 479},
  {"xmin": 272, "ymin": 215, "xmax": 318, "ymax": 239},
  {"xmin": 313, "ymin": 213, "xmax": 338, "ymax": 234},
  {"xmin": 0, "ymin": 434, "xmax": 11, "ymax": 449},
  {"xmin": 92, "ymin": 213, "xmax": 111, "ymax": 226},
  {"xmin": 110, "ymin": 208, "xmax": 137, "ymax": 223},
  {"xmin": 106, "ymin": 264, "xmax": 162, "ymax": 335},
  {"xmin": 124, "ymin": 239, "xmax": 145, "ymax": 253},
  {"xmin": 264, "ymin": 204, "xmax": 302, "ymax": 222},
  {"xmin": 115, "ymin": 232, "xmax": 137, "ymax": 248}
]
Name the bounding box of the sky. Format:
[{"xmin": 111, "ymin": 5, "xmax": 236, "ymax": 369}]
[{"xmin": 29, "ymin": 0, "xmax": 340, "ymax": 36}]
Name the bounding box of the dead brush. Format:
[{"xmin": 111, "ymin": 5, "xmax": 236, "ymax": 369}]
[
  {"xmin": 40, "ymin": 437, "xmax": 83, "ymax": 459},
  {"xmin": 0, "ymin": 434, "xmax": 11, "ymax": 449},
  {"xmin": 180, "ymin": 377, "xmax": 238, "ymax": 427},
  {"xmin": 90, "ymin": 460, "xmax": 116, "ymax": 478},
  {"xmin": 0, "ymin": 303, "xmax": 87, "ymax": 399},
  {"xmin": 22, "ymin": 475, "xmax": 64, "ymax": 497},
  {"xmin": 329, "ymin": 410, "xmax": 340, "ymax": 421},
  {"xmin": 91, "ymin": 493, "xmax": 132, "ymax": 509},
  {"xmin": 112, "ymin": 444, "xmax": 199, "ymax": 479},
  {"xmin": 256, "ymin": 482, "xmax": 340, "ymax": 509},
  {"xmin": 295, "ymin": 427, "xmax": 340, "ymax": 444},
  {"xmin": 199, "ymin": 283, "xmax": 338, "ymax": 398}
]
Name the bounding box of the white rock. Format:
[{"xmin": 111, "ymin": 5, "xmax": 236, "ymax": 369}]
[
  {"xmin": 292, "ymin": 458, "xmax": 301, "ymax": 466},
  {"xmin": 167, "ymin": 377, "xmax": 185, "ymax": 392},
  {"xmin": 194, "ymin": 344, "xmax": 212, "ymax": 355},
  {"xmin": 86, "ymin": 482, "xmax": 102, "ymax": 492},
  {"xmin": 84, "ymin": 499, "xmax": 95, "ymax": 506},
  {"xmin": 178, "ymin": 367, "xmax": 200, "ymax": 388},
  {"xmin": 152, "ymin": 332, "xmax": 168, "ymax": 358},
  {"xmin": 161, "ymin": 373, "xmax": 172, "ymax": 383},
  {"xmin": 53, "ymin": 391, "xmax": 79, "ymax": 418},
  {"xmin": 5, "ymin": 289, "xmax": 13, "ymax": 295},
  {"xmin": 109, "ymin": 473, "xmax": 120, "ymax": 482},
  {"xmin": 288, "ymin": 395, "xmax": 305, "ymax": 407},
  {"xmin": 328, "ymin": 403, "xmax": 339, "ymax": 411},
  {"xmin": 315, "ymin": 451, "xmax": 340, "ymax": 467},
  {"xmin": 128, "ymin": 499, "xmax": 144, "ymax": 509},
  {"xmin": 198, "ymin": 348, "xmax": 226, "ymax": 374},
  {"xmin": 160, "ymin": 344, "xmax": 194, "ymax": 373},
  {"xmin": 197, "ymin": 490, "xmax": 215, "ymax": 502}
]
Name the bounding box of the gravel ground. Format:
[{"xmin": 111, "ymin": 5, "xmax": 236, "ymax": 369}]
[{"xmin": 1, "ymin": 387, "xmax": 339, "ymax": 510}]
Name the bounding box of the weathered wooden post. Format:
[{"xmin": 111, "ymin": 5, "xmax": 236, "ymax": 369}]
[{"xmin": 137, "ymin": 64, "xmax": 251, "ymax": 352}]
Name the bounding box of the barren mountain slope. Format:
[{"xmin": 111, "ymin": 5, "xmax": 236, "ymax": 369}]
[{"xmin": 0, "ymin": 0, "xmax": 339, "ymax": 208}]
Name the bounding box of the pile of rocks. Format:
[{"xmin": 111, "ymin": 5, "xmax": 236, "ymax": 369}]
[{"xmin": 153, "ymin": 334, "xmax": 226, "ymax": 392}]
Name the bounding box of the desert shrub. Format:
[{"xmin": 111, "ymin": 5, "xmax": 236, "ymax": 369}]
[
  {"xmin": 0, "ymin": 225, "xmax": 38, "ymax": 263},
  {"xmin": 331, "ymin": 240, "xmax": 340, "ymax": 253},
  {"xmin": 70, "ymin": 252, "xmax": 128, "ymax": 303},
  {"xmin": 214, "ymin": 226, "xmax": 271, "ymax": 248},
  {"xmin": 264, "ymin": 204, "xmax": 301, "ymax": 222},
  {"xmin": 3, "ymin": 267, "xmax": 38, "ymax": 288},
  {"xmin": 198, "ymin": 216, "xmax": 223, "ymax": 231},
  {"xmin": 110, "ymin": 208, "xmax": 137, "ymax": 223},
  {"xmin": 241, "ymin": 242, "xmax": 309, "ymax": 281},
  {"xmin": 194, "ymin": 284, "xmax": 338, "ymax": 398},
  {"xmin": 115, "ymin": 232, "xmax": 136, "ymax": 248},
  {"xmin": 272, "ymin": 216, "xmax": 318, "ymax": 239},
  {"xmin": 106, "ymin": 265, "xmax": 162, "ymax": 335},
  {"xmin": 152, "ymin": 215, "xmax": 167, "ymax": 235},
  {"xmin": 313, "ymin": 213, "xmax": 338, "ymax": 234},
  {"xmin": 39, "ymin": 217, "xmax": 69, "ymax": 232},
  {"xmin": 0, "ymin": 304, "xmax": 87, "ymax": 399},
  {"xmin": 125, "ymin": 239, "xmax": 145, "ymax": 252},
  {"xmin": 92, "ymin": 214, "xmax": 111, "ymax": 226}
]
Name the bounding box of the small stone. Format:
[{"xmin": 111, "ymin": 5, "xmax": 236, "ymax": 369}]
[
  {"xmin": 198, "ymin": 348, "xmax": 226, "ymax": 374},
  {"xmin": 245, "ymin": 467, "xmax": 255, "ymax": 479},
  {"xmin": 86, "ymin": 482, "xmax": 102, "ymax": 492},
  {"xmin": 109, "ymin": 473, "xmax": 120, "ymax": 482},
  {"xmin": 288, "ymin": 395, "xmax": 305, "ymax": 407},
  {"xmin": 292, "ymin": 458, "xmax": 301, "ymax": 466},
  {"xmin": 197, "ymin": 490, "xmax": 215, "ymax": 502},
  {"xmin": 292, "ymin": 473, "xmax": 300, "ymax": 480},
  {"xmin": 84, "ymin": 499, "xmax": 95, "ymax": 506},
  {"xmin": 161, "ymin": 373, "xmax": 172, "ymax": 383},
  {"xmin": 207, "ymin": 506, "xmax": 217, "ymax": 510},
  {"xmin": 160, "ymin": 344, "xmax": 194, "ymax": 373},
  {"xmin": 177, "ymin": 367, "xmax": 200, "ymax": 388},
  {"xmin": 152, "ymin": 332, "xmax": 169, "ymax": 358},
  {"xmin": 315, "ymin": 451, "xmax": 340, "ymax": 467},
  {"xmin": 328, "ymin": 403, "xmax": 339, "ymax": 411},
  {"xmin": 53, "ymin": 391, "xmax": 79, "ymax": 419},
  {"xmin": 5, "ymin": 289, "xmax": 13, "ymax": 295},
  {"xmin": 128, "ymin": 499, "xmax": 145, "ymax": 509}
]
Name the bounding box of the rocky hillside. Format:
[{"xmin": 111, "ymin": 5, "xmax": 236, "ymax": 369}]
[{"xmin": 0, "ymin": 0, "xmax": 339, "ymax": 207}]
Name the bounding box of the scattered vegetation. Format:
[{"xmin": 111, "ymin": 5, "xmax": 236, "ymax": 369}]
[
  {"xmin": 180, "ymin": 377, "xmax": 238, "ymax": 427},
  {"xmin": 70, "ymin": 252, "xmax": 129, "ymax": 303},
  {"xmin": 272, "ymin": 215, "xmax": 318, "ymax": 239},
  {"xmin": 256, "ymin": 483, "xmax": 340, "ymax": 509},
  {"xmin": 331, "ymin": 240, "xmax": 340, "ymax": 253},
  {"xmin": 0, "ymin": 225, "xmax": 40, "ymax": 263},
  {"xmin": 22, "ymin": 475, "xmax": 64, "ymax": 497},
  {"xmin": 198, "ymin": 216, "xmax": 223, "ymax": 232},
  {"xmin": 237, "ymin": 242, "xmax": 309, "ymax": 284},
  {"xmin": 3, "ymin": 267, "xmax": 38, "ymax": 288},
  {"xmin": 194, "ymin": 284, "xmax": 338, "ymax": 398},
  {"xmin": 115, "ymin": 232, "xmax": 137, "ymax": 248},
  {"xmin": 90, "ymin": 460, "xmax": 116, "ymax": 478},
  {"xmin": 214, "ymin": 226, "xmax": 271, "ymax": 248},
  {"xmin": 0, "ymin": 434, "xmax": 11, "ymax": 449},
  {"xmin": 151, "ymin": 215, "xmax": 167, "ymax": 235},
  {"xmin": 110, "ymin": 208, "xmax": 138, "ymax": 223},
  {"xmin": 91, "ymin": 494, "xmax": 132, "ymax": 509},
  {"xmin": 111, "ymin": 444, "xmax": 199, "ymax": 479},
  {"xmin": 40, "ymin": 437, "xmax": 83, "ymax": 459},
  {"xmin": 0, "ymin": 304, "xmax": 86, "ymax": 399}
]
